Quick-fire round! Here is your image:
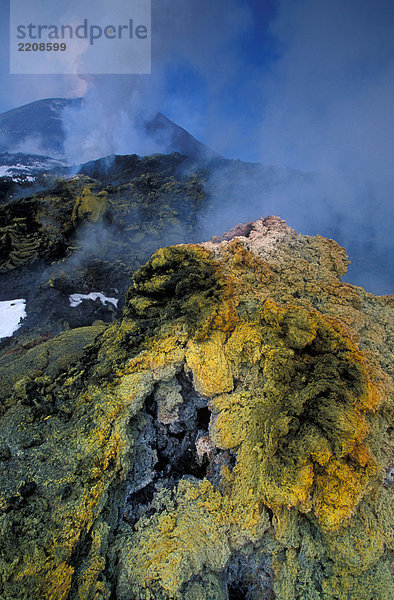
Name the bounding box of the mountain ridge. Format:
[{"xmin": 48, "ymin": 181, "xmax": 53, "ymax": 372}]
[{"xmin": 0, "ymin": 97, "xmax": 219, "ymax": 160}]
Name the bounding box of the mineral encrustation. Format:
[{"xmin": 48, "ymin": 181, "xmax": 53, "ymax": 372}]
[{"xmin": 0, "ymin": 217, "xmax": 392, "ymax": 600}]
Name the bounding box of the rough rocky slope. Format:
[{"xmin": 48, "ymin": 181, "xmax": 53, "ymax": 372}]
[
  {"xmin": 0, "ymin": 152, "xmax": 303, "ymax": 345},
  {"xmin": 0, "ymin": 153, "xmax": 207, "ymax": 342},
  {"xmin": 0, "ymin": 216, "xmax": 392, "ymax": 600}
]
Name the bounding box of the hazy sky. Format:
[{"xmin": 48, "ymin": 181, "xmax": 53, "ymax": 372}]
[
  {"xmin": 1, "ymin": 0, "xmax": 277, "ymax": 160},
  {"xmin": 1, "ymin": 0, "xmax": 392, "ymax": 164},
  {"xmin": 0, "ymin": 0, "xmax": 393, "ymax": 292}
]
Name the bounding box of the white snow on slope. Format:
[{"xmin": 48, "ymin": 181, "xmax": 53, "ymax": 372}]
[
  {"xmin": 0, "ymin": 166, "xmax": 13, "ymax": 176},
  {"xmin": 0, "ymin": 165, "xmax": 34, "ymax": 179},
  {"xmin": 0, "ymin": 155, "xmax": 67, "ymax": 182},
  {"xmin": 69, "ymin": 292, "xmax": 118, "ymax": 308},
  {"xmin": 0, "ymin": 299, "xmax": 27, "ymax": 339}
]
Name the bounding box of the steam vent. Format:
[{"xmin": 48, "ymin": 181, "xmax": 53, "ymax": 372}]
[{"xmin": 0, "ymin": 216, "xmax": 393, "ymax": 600}]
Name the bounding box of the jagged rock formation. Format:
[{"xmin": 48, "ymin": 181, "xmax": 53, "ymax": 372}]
[
  {"xmin": 0, "ymin": 153, "xmax": 207, "ymax": 339},
  {"xmin": 0, "ymin": 217, "xmax": 392, "ymax": 600},
  {"xmin": 0, "ymin": 152, "xmax": 305, "ymax": 344},
  {"xmin": 1, "ymin": 99, "xmax": 392, "ymax": 295}
]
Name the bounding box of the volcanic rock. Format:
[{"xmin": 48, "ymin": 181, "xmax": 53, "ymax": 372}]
[{"xmin": 0, "ymin": 218, "xmax": 392, "ymax": 599}]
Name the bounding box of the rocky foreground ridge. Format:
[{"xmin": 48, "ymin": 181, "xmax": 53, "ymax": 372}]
[
  {"xmin": 0, "ymin": 216, "xmax": 392, "ymax": 600},
  {"xmin": 0, "ymin": 153, "xmax": 208, "ymax": 341}
]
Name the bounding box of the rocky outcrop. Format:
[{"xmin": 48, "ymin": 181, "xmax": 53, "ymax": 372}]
[
  {"xmin": 0, "ymin": 217, "xmax": 392, "ymax": 599},
  {"xmin": 0, "ymin": 154, "xmax": 207, "ymax": 340}
]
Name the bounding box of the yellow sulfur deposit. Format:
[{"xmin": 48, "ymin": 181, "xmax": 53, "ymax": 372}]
[
  {"xmin": 72, "ymin": 186, "xmax": 109, "ymax": 224},
  {"xmin": 0, "ymin": 217, "xmax": 392, "ymax": 600}
]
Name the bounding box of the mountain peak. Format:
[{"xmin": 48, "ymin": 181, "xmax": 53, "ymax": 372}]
[{"xmin": 0, "ymin": 97, "xmax": 219, "ymax": 160}]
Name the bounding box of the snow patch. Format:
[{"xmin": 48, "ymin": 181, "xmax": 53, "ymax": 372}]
[
  {"xmin": 0, "ymin": 166, "xmax": 12, "ymax": 177},
  {"xmin": 69, "ymin": 292, "xmax": 118, "ymax": 308},
  {"xmin": 0, "ymin": 153, "xmax": 67, "ymax": 181},
  {"xmin": 0, "ymin": 299, "xmax": 27, "ymax": 339}
]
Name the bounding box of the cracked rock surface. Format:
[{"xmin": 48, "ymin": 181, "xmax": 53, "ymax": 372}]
[{"xmin": 0, "ymin": 217, "xmax": 392, "ymax": 600}]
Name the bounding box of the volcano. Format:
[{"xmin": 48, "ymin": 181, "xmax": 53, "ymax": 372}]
[{"xmin": 0, "ymin": 97, "xmax": 219, "ymax": 160}]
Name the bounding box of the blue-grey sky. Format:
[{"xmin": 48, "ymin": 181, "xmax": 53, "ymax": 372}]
[
  {"xmin": 1, "ymin": 0, "xmax": 392, "ymax": 164},
  {"xmin": 0, "ymin": 0, "xmax": 393, "ymax": 292},
  {"xmin": 1, "ymin": 0, "xmax": 278, "ymax": 160}
]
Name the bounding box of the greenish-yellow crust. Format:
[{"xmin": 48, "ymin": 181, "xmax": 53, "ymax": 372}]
[
  {"xmin": 0, "ymin": 165, "xmax": 207, "ymax": 276},
  {"xmin": 0, "ymin": 323, "xmax": 107, "ymax": 408},
  {"xmin": 72, "ymin": 186, "xmax": 109, "ymax": 224},
  {"xmin": 0, "ymin": 223, "xmax": 392, "ymax": 599},
  {"xmin": 117, "ymin": 480, "xmax": 232, "ymax": 600}
]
